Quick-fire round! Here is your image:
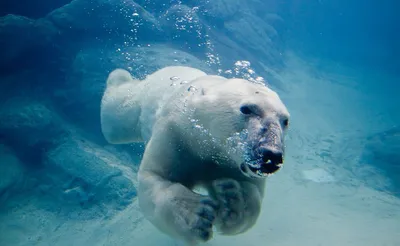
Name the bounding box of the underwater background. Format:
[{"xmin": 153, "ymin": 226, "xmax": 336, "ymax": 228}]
[{"xmin": 0, "ymin": 0, "xmax": 399, "ymax": 245}]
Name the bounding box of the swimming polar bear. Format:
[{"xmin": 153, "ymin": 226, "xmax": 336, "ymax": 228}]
[{"xmin": 100, "ymin": 66, "xmax": 290, "ymax": 245}]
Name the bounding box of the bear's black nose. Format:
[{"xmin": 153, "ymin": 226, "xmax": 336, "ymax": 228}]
[{"xmin": 260, "ymin": 148, "xmax": 283, "ymax": 165}]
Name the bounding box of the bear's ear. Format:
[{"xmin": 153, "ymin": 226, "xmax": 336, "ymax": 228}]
[{"xmin": 107, "ymin": 69, "xmax": 138, "ymax": 86}]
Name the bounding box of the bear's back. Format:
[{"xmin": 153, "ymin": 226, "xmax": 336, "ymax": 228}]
[
  {"xmin": 138, "ymin": 66, "xmax": 208, "ymax": 142},
  {"xmin": 101, "ymin": 66, "xmax": 209, "ymax": 144}
]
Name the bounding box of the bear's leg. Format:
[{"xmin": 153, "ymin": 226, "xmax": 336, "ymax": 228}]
[
  {"xmin": 138, "ymin": 170, "xmax": 219, "ymax": 245},
  {"xmin": 210, "ymin": 179, "xmax": 262, "ymax": 235}
]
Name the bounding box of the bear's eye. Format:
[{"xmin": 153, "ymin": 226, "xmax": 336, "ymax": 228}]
[
  {"xmin": 240, "ymin": 105, "xmax": 253, "ymax": 115},
  {"xmin": 240, "ymin": 104, "xmax": 262, "ymax": 116},
  {"xmin": 283, "ymin": 119, "xmax": 289, "ymax": 127}
]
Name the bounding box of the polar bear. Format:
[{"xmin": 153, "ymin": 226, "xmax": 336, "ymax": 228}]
[{"xmin": 100, "ymin": 66, "xmax": 290, "ymax": 245}]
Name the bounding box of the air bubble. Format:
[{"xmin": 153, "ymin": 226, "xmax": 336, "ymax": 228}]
[
  {"xmin": 194, "ymin": 124, "xmax": 202, "ymax": 129},
  {"xmin": 255, "ymin": 77, "xmax": 265, "ymax": 83},
  {"xmin": 224, "ymin": 70, "xmax": 232, "ymax": 74},
  {"xmin": 187, "ymin": 85, "xmax": 197, "ymax": 92}
]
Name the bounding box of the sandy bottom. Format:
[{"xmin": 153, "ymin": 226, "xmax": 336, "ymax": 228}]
[
  {"xmin": 1, "ymin": 53, "xmax": 399, "ymax": 246},
  {"xmin": 2, "ymin": 164, "xmax": 398, "ymax": 246}
]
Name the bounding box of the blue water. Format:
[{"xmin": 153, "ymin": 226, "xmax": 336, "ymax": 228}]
[{"xmin": 0, "ymin": 1, "xmax": 399, "ymax": 245}]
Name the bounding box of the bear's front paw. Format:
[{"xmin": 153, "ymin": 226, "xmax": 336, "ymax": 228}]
[
  {"xmin": 170, "ymin": 197, "xmax": 218, "ymax": 244},
  {"xmin": 212, "ymin": 178, "xmax": 246, "ymax": 234}
]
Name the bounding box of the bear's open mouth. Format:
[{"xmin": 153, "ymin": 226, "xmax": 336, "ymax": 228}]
[{"xmin": 240, "ymin": 159, "xmax": 283, "ymax": 178}]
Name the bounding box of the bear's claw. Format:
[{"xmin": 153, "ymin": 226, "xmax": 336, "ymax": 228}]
[{"xmin": 197, "ymin": 204, "xmax": 216, "ymax": 222}]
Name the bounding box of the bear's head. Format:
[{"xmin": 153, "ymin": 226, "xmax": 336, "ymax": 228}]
[{"xmin": 188, "ymin": 77, "xmax": 290, "ymax": 179}]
